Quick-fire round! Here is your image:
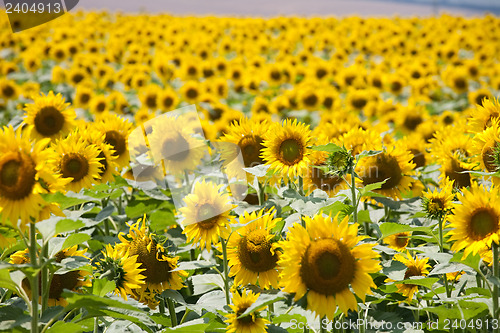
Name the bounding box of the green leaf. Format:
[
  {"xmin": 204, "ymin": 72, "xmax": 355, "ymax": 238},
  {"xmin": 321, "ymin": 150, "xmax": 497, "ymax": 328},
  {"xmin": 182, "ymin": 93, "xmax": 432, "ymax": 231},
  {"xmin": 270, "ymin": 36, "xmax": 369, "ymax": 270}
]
[
  {"xmin": 379, "ymin": 222, "xmax": 432, "ymax": 238},
  {"xmin": 95, "ymin": 205, "xmax": 115, "ymax": 222},
  {"xmin": 125, "ymin": 198, "xmax": 163, "ymax": 219},
  {"xmin": 359, "ymin": 179, "xmax": 387, "ymax": 197},
  {"xmin": 191, "ymin": 274, "xmax": 224, "ymax": 295},
  {"xmin": 319, "ymin": 201, "xmax": 352, "ymax": 219},
  {"xmin": 46, "ymin": 322, "xmax": 85, "ymax": 333},
  {"xmin": 62, "ymin": 233, "xmax": 90, "ymax": 250},
  {"xmin": 36, "ymin": 218, "xmax": 85, "ymax": 241},
  {"xmin": 173, "ymin": 260, "xmax": 214, "ymax": 271},
  {"xmin": 149, "ymin": 209, "xmax": 176, "ymax": 232},
  {"xmin": 396, "ymin": 277, "xmax": 439, "ymax": 289},
  {"xmin": 356, "ymin": 150, "xmax": 383, "ymax": 161},
  {"xmin": 0, "ymin": 269, "xmax": 20, "ymax": 293},
  {"xmin": 0, "ymin": 305, "xmax": 30, "ymax": 331},
  {"xmin": 91, "ymin": 279, "xmax": 116, "ymax": 297},
  {"xmin": 162, "ymin": 319, "xmax": 209, "ymax": 332},
  {"xmin": 450, "ymin": 252, "xmax": 481, "ymax": 273},
  {"xmin": 42, "ymin": 192, "xmax": 96, "ymax": 210},
  {"xmin": 311, "ymin": 143, "xmax": 343, "ymax": 153}
]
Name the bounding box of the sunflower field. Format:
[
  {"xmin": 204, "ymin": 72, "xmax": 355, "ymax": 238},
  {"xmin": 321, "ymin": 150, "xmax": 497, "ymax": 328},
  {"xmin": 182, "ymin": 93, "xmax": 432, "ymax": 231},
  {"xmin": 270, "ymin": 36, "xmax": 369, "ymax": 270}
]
[{"xmin": 1, "ymin": 9, "xmax": 500, "ymax": 333}]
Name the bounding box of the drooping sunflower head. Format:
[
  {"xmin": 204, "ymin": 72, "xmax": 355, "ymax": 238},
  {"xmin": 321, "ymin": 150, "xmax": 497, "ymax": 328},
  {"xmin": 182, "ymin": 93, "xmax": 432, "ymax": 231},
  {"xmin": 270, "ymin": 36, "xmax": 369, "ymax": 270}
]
[
  {"xmin": 94, "ymin": 244, "xmax": 146, "ymax": 301},
  {"xmin": 147, "ymin": 115, "xmax": 205, "ymax": 175},
  {"xmin": 261, "ymin": 119, "xmax": 312, "ymax": 179},
  {"xmin": 226, "ymin": 208, "xmax": 281, "ymax": 289},
  {"xmin": 180, "ymin": 180, "xmax": 235, "ymax": 251},
  {"xmin": 53, "ymin": 132, "xmax": 103, "ymax": 192},
  {"xmin": 117, "ymin": 218, "xmax": 187, "ymax": 293},
  {"xmin": 472, "ymin": 119, "xmax": 500, "ymax": 175},
  {"xmin": 278, "ymin": 213, "xmax": 380, "ymax": 319},
  {"xmin": 224, "ymin": 289, "xmax": 270, "ymax": 333},
  {"xmin": 356, "ymin": 144, "xmax": 415, "ymax": 200},
  {"xmin": 422, "ymin": 177, "xmax": 455, "ymax": 220},
  {"xmin": 384, "ymin": 232, "xmax": 412, "ymax": 252},
  {"xmin": 447, "ymin": 183, "xmax": 500, "ymax": 259},
  {"xmin": 391, "ymin": 253, "xmax": 430, "ymax": 302},
  {"xmin": 23, "ymin": 91, "xmax": 76, "ymax": 141},
  {"xmin": 0, "ymin": 126, "xmax": 67, "ymax": 226}
]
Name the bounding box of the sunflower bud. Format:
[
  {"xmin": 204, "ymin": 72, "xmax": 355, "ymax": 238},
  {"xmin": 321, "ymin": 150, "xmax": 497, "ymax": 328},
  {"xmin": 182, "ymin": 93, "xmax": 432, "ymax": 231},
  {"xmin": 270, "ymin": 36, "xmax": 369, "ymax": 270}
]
[{"xmin": 325, "ymin": 147, "xmax": 354, "ymax": 177}]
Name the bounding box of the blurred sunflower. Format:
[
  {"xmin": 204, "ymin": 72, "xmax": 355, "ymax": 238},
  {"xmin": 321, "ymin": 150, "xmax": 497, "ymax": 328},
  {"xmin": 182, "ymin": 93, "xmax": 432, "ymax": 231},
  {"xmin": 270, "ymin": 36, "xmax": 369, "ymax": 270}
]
[
  {"xmin": 224, "ymin": 289, "xmax": 270, "ymax": 333},
  {"xmin": 23, "ymin": 91, "xmax": 76, "ymax": 141},
  {"xmin": 278, "ymin": 214, "xmax": 380, "ymax": 319},
  {"xmin": 390, "ymin": 252, "xmax": 430, "ymax": 302},
  {"xmin": 82, "ymin": 126, "xmax": 119, "ymax": 184},
  {"xmin": 94, "ymin": 114, "xmax": 134, "ymax": 168},
  {"xmin": 180, "ymin": 180, "xmax": 235, "ymax": 251},
  {"xmin": 94, "ymin": 244, "xmax": 146, "ymax": 301},
  {"xmin": 0, "ymin": 78, "xmax": 18, "ymax": 100},
  {"xmin": 53, "ymin": 133, "xmax": 102, "ymax": 192},
  {"xmin": 447, "ymin": 183, "xmax": 500, "ymax": 259},
  {"xmin": 384, "ymin": 232, "xmax": 412, "ymax": 252},
  {"xmin": 10, "ymin": 246, "xmax": 91, "ymax": 306},
  {"xmin": 148, "ymin": 116, "xmax": 205, "ymax": 175},
  {"xmin": 117, "ymin": 218, "xmax": 187, "ymax": 294},
  {"xmin": 226, "ymin": 208, "xmax": 281, "ymax": 289},
  {"xmin": 261, "ymin": 119, "xmax": 312, "ymax": 179},
  {"xmin": 0, "ymin": 126, "xmax": 67, "ymax": 226},
  {"xmin": 468, "ymin": 97, "xmax": 500, "ymax": 133},
  {"xmin": 158, "ymin": 89, "xmax": 179, "ymax": 112}
]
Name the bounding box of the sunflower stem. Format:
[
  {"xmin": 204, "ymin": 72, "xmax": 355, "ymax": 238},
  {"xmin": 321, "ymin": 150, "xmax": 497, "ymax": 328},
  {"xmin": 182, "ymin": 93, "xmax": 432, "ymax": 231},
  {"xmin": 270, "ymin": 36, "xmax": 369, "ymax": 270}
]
[
  {"xmin": 492, "ymin": 242, "xmax": 499, "ymax": 327},
  {"xmin": 159, "ymin": 297, "xmax": 165, "ymax": 314},
  {"xmin": 437, "ymin": 216, "xmax": 451, "ymax": 298},
  {"xmin": 167, "ymin": 298, "xmax": 178, "ymax": 327},
  {"xmin": 29, "ymin": 222, "xmax": 39, "ymax": 333},
  {"xmin": 221, "ymin": 238, "xmax": 231, "ymax": 306},
  {"xmin": 40, "ymin": 244, "xmax": 49, "ymax": 315},
  {"xmin": 257, "ymin": 179, "xmax": 264, "ymax": 206},
  {"xmin": 350, "ymin": 167, "xmax": 358, "ymax": 224},
  {"xmin": 298, "ymin": 176, "xmax": 304, "ymax": 196},
  {"xmin": 179, "ymin": 309, "xmax": 191, "ymax": 325},
  {"xmin": 93, "ymin": 317, "xmax": 99, "ymax": 333}
]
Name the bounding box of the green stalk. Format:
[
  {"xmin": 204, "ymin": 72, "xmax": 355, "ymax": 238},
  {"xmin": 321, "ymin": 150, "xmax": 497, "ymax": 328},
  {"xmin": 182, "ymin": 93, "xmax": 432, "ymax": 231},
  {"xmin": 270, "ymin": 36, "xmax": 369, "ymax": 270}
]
[
  {"xmin": 28, "ymin": 222, "xmax": 39, "ymax": 333},
  {"xmin": 438, "ymin": 216, "xmax": 451, "ymax": 298},
  {"xmin": 159, "ymin": 297, "xmax": 165, "ymax": 314},
  {"xmin": 350, "ymin": 168, "xmax": 358, "ymax": 224},
  {"xmin": 93, "ymin": 317, "xmax": 99, "ymax": 333},
  {"xmin": 298, "ymin": 176, "xmax": 304, "ymax": 196},
  {"xmin": 493, "ymin": 242, "xmax": 499, "ymax": 329},
  {"xmin": 167, "ymin": 298, "xmax": 178, "ymax": 327},
  {"xmin": 221, "ymin": 238, "xmax": 230, "ymax": 306},
  {"xmin": 40, "ymin": 245, "xmax": 49, "ymax": 314}
]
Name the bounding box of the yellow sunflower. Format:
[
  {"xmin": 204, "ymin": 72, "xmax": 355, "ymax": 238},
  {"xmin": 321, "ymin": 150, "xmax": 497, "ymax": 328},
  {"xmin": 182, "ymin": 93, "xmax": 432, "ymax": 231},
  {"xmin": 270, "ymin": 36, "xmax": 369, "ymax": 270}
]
[
  {"xmin": 447, "ymin": 183, "xmax": 500, "ymax": 259},
  {"xmin": 23, "ymin": 91, "xmax": 76, "ymax": 141},
  {"xmin": 224, "ymin": 289, "xmax": 270, "ymax": 333},
  {"xmin": 422, "ymin": 178, "xmax": 455, "ymax": 220},
  {"xmin": 384, "ymin": 232, "xmax": 412, "ymax": 252},
  {"xmin": 261, "ymin": 119, "xmax": 312, "ymax": 179},
  {"xmin": 180, "ymin": 180, "xmax": 235, "ymax": 251},
  {"xmin": 278, "ymin": 213, "xmax": 380, "ymax": 319},
  {"xmin": 93, "ymin": 114, "xmax": 134, "ymax": 168},
  {"xmin": 0, "ymin": 126, "xmax": 67, "ymax": 226},
  {"xmin": 471, "ymin": 119, "xmax": 500, "ymax": 182},
  {"xmin": 94, "ymin": 244, "xmax": 146, "ymax": 301},
  {"xmin": 356, "ymin": 144, "xmax": 415, "ymax": 200},
  {"xmin": 53, "ymin": 133, "xmax": 103, "ymax": 192},
  {"xmin": 0, "ymin": 78, "xmax": 18, "ymax": 100},
  {"xmin": 10, "ymin": 246, "xmax": 91, "ymax": 306},
  {"xmin": 226, "ymin": 208, "xmax": 281, "ymax": 289},
  {"xmin": 390, "ymin": 252, "xmax": 430, "ymax": 302},
  {"xmin": 147, "ymin": 115, "xmax": 205, "ymax": 175},
  {"xmin": 468, "ymin": 97, "xmax": 500, "ymax": 133},
  {"xmin": 117, "ymin": 218, "xmax": 187, "ymax": 294}
]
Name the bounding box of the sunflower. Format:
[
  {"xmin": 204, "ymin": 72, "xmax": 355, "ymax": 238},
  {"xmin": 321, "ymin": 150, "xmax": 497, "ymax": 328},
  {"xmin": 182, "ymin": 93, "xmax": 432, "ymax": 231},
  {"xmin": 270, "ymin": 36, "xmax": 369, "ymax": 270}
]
[
  {"xmin": 93, "ymin": 114, "xmax": 134, "ymax": 168},
  {"xmin": 139, "ymin": 85, "xmax": 162, "ymax": 110},
  {"xmin": 224, "ymin": 289, "xmax": 270, "ymax": 333},
  {"xmin": 81, "ymin": 126, "xmax": 119, "ymax": 184},
  {"xmin": 384, "ymin": 232, "xmax": 412, "ymax": 252},
  {"xmin": 53, "ymin": 133, "xmax": 103, "ymax": 192},
  {"xmin": 23, "ymin": 91, "xmax": 76, "ymax": 141},
  {"xmin": 468, "ymin": 97, "xmax": 500, "ymax": 133},
  {"xmin": 221, "ymin": 118, "xmax": 269, "ymax": 169},
  {"xmin": 226, "ymin": 209, "xmax": 281, "ymax": 289},
  {"xmin": 0, "ymin": 126, "xmax": 67, "ymax": 226},
  {"xmin": 10, "ymin": 246, "xmax": 91, "ymax": 306},
  {"xmin": 471, "ymin": 119, "xmax": 500, "ymax": 178},
  {"xmin": 180, "ymin": 180, "xmax": 235, "ymax": 251},
  {"xmin": 94, "ymin": 244, "xmax": 146, "ymax": 301},
  {"xmin": 446, "ymin": 183, "xmax": 500, "ymax": 259},
  {"xmin": 74, "ymin": 85, "xmax": 93, "ymax": 109},
  {"xmin": 180, "ymin": 81, "xmax": 201, "ymax": 103},
  {"xmin": 422, "ymin": 178, "xmax": 455, "ymax": 220},
  {"xmin": 390, "ymin": 252, "xmax": 430, "ymax": 302},
  {"xmin": 278, "ymin": 214, "xmax": 380, "ymax": 319},
  {"xmin": 89, "ymin": 94, "xmax": 110, "ymax": 114},
  {"xmin": 261, "ymin": 119, "xmax": 312, "ymax": 179},
  {"xmin": 117, "ymin": 218, "xmax": 187, "ymax": 294},
  {"xmin": 0, "ymin": 78, "xmax": 18, "ymax": 100},
  {"xmin": 356, "ymin": 144, "xmax": 415, "ymax": 200},
  {"xmin": 468, "ymin": 88, "xmax": 492, "ymax": 108},
  {"xmin": 147, "ymin": 115, "xmax": 205, "ymax": 175},
  {"xmin": 158, "ymin": 89, "xmax": 179, "ymax": 112}
]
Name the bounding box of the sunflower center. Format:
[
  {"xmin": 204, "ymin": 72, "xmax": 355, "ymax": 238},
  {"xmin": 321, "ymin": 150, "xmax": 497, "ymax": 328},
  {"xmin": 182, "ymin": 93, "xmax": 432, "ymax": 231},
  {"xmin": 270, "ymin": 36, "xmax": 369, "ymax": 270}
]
[
  {"xmin": 162, "ymin": 96, "xmax": 173, "ymax": 108},
  {"xmin": 161, "ymin": 134, "xmax": 190, "ymax": 162},
  {"xmin": 361, "ymin": 154, "xmax": 402, "ymax": 190},
  {"xmin": 0, "ymin": 152, "xmax": 36, "ymax": 201},
  {"xmin": 146, "ymin": 95, "xmax": 157, "ymax": 109},
  {"xmin": 300, "ymin": 238, "xmax": 355, "ymax": 295},
  {"xmin": 130, "ymin": 238, "xmax": 173, "ymax": 285},
  {"xmin": 236, "ymin": 307, "xmax": 255, "ymax": 325},
  {"xmin": 482, "ymin": 144, "xmax": 498, "ymax": 172},
  {"xmin": 395, "ymin": 233, "xmax": 409, "ymax": 248},
  {"xmin": 238, "ymin": 229, "xmax": 278, "ymax": 272},
  {"xmin": 453, "ymin": 77, "xmax": 467, "ymax": 90},
  {"xmin": 97, "ymin": 151, "xmax": 108, "ymax": 177},
  {"xmin": 445, "ymin": 158, "xmax": 471, "ymax": 189},
  {"xmin": 34, "ymin": 106, "xmax": 65, "ymax": 137},
  {"xmin": 239, "ymin": 135, "xmax": 265, "ymax": 168},
  {"xmin": 61, "ymin": 153, "xmax": 90, "ymax": 182},
  {"xmin": 186, "ymin": 88, "xmax": 198, "ymax": 99},
  {"xmin": 403, "ymin": 115, "xmax": 423, "ymax": 131},
  {"xmin": 2, "ymin": 85, "xmax": 15, "ymax": 98},
  {"xmin": 311, "ymin": 165, "xmax": 343, "ymax": 192},
  {"xmin": 303, "ymin": 94, "xmax": 318, "ymax": 107},
  {"xmin": 278, "ymin": 138, "xmax": 303, "ymax": 165},
  {"xmin": 197, "ymin": 203, "xmax": 219, "ymax": 229},
  {"xmin": 409, "ymin": 148, "xmax": 426, "ymax": 168},
  {"xmin": 105, "ymin": 130, "xmax": 127, "ymax": 156},
  {"xmin": 351, "ymin": 97, "xmax": 367, "ymax": 109},
  {"xmin": 469, "ymin": 208, "xmax": 499, "ymax": 240}
]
